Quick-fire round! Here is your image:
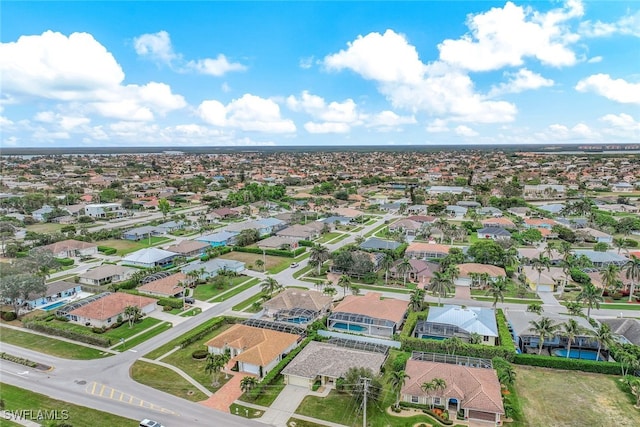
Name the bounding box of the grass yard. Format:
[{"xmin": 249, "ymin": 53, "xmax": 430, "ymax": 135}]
[
  {"xmin": 180, "ymin": 307, "xmax": 202, "ymax": 317},
  {"xmin": 229, "ymin": 403, "xmax": 264, "ymax": 419},
  {"xmin": 239, "ymin": 374, "xmax": 286, "ymax": 407},
  {"xmin": 120, "ymin": 321, "xmax": 172, "ymax": 349},
  {"xmin": 219, "ymin": 251, "xmax": 290, "ymax": 273},
  {"xmin": 159, "ymin": 323, "xmax": 235, "ymax": 392},
  {"xmin": 208, "ymin": 278, "xmax": 261, "ymax": 303},
  {"xmin": 316, "ymin": 232, "xmax": 343, "ymax": 243},
  {"xmin": 130, "ymin": 360, "xmax": 208, "ymax": 402},
  {"xmin": 26, "ymin": 223, "xmax": 64, "ymax": 233},
  {"xmin": 0, "ymin": 383, "xmax": 134, "ymax": 427},
  {"xmin": 94, "ymin": 237, "xmax": 173, "ymax": 255},
  {"xmin": 0, "ymin": 326, "xmax": 112, "ymax": 359},
  {"xmin": 365, "ymin": 224, "xmax": 388, "ymax": 237},
  {"xmin": 103, "ymin": 317, "xmax": 161, "ymax": 340},
  {"xmin": 232, "ymin": 291, "xmax": 269, "ymax": 312},
  {"xmin": 193, "ymin": 276, "xmax": 256, "ymax": 301},
  {"xmin": 515, "ymin": 365, "xmax": 640, "ymax": 427}
]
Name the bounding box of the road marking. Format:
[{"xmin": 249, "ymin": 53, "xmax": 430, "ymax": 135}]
[
  {"xmin": 99, "ymin": 384, "xmax": 105, "ymax": 396},
  {"xmin": 109, "ymin": 388, "xmax": 115, "ymax": 399},
  {"xmin": 85, "ymin": 381, "xmax": 176, "ymax": 415}
]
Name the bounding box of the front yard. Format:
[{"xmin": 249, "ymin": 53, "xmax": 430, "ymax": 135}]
[
  {"xmin": 515, "ymin": 365, "xmax": 640, "ymax": 427},
  {"xmin": 95, "ymin": 237, "xmax": 174, "ymax": 255},
  {"xmin": 0, "ymin": 326, "xmax": 112, "ymax": 359},
  {"xmin": 218, "ymin": 251, "xmax": 291, "ymax": 273}
]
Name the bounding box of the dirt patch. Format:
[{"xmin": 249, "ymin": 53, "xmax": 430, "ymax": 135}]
[{"xmin": 219, "ymin": 251, "xmax": 288, "ymax": 270}]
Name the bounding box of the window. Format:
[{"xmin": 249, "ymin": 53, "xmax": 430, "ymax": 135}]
[
  {"xmin": 411, "ymin": 395, "xmax": 419, "ymax": 403},
  {"xmin": 483, "ymin": 335, "xmax": 490, "ymax": 342},
  {"xmin": 433, "ymin": 397, "xmax": 441, "ymax": 405}
]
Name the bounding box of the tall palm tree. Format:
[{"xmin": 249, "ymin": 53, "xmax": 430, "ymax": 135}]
[
  {"xmin": 529, "ymin": 317, "xmax": 560, "ymax": 355},
  {"xmin": 561, "ymin": 318, "xmax": 584, "ymax": 359},
  {"xmin": 379, "ymin": 253, "xmax": 394, "ymax": 286},
  {"xmin": 260, "ymin": 276, "xmax": 281, "ymax": 298},
  {"xmin": 396, "ymin": 258, "xmax": 413, "ymax": 287},
  {"xmin": 430, "ymin": 271, "xmax": 452, "ymax": 306},
  {"xmin": 337, "ymin": 274, "xmax": 351, "ymax": 297},
  {"xmin": 240, "ymin": 376, "xmax": 258, "ymax": 394},
  {"xmin": 625, "ymin": 255, "xmax": 640, "ymax": 303},
  {"xmin": 600, "ymin": 264, "xmax": 621, "ymax": 296},
  {"xmin": 431, "ymin": 378, "xmax": 447, "ymax": 405},
  {"xmin": 309, "ymin": 245, "xmax": 330, "ymax": 276},
  {"xmin": 390, "ymin": 370, "xmax": 410, "ymax": 410},
  {"xmin": 124, "ymin": 305, "xmax": 141, "ymax": 328},
  {"xmin": 486, "ymin": 277, "xmax": 508, "ymax": 309},
  {"xmin": 531, "ymin": 254, "xmax": 551, "ymax": 290},
  {"xmin": 592, "ymin": 323, "xmax": 613, "ymax": 361},
  {"xmin": 409, "ymin": 287, "xmax": 425, "ymax": 312},
  {"xmin": 205, "ymin": 353, "xmax": 225, "ymax": 386},
  {"xmin": 577, "ymin": 283, "xmax": 603, "ymax": 320},
  {"xmin": 421, "ymin": 381, "xmax": 435, "ymax": 409}
]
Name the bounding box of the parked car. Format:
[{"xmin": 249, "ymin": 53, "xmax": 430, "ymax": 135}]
[
  {"xmin": 139, "ymin": 420, "xmax": 164, "ymax": 427},
  {"xmin": 184, "ymin": 297, "xmax": 195, "ymax": 304},
  {"xmin": 290, "ymin": 262, "xmax": 299, "ymax": 268}
]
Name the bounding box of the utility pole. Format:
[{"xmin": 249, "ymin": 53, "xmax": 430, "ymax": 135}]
[{"xmin": 361, "ymin": 376, "xmax": 370, "ymax": 427}]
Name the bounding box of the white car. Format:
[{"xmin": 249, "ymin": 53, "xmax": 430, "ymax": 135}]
[
  {"xmin": 140, "ymin": 419, "xmax": 164, "ymax": 427},
  {"xmin": 290, "ymin": 262, "xmax": 299, "ymax": 268}
]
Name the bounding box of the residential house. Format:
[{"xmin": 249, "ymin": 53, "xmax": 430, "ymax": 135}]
[
  {"xmin": 197, "ymin": 231, "xmax": 239, "ymax": 247},
  {"xmin": 65, "ymin": 292, "xmax": 157, "ymax": 328},
  {"xmin": 84, "ymin": 203, "xmax": 127, "ymax": 218},
  {"xmin": 165, "ymin": 240, "xmax": 210, "ymax": 258},
  {"xmin": 521, "ymin": 266, "xmax": 566, "ymax": 292},
  {"xmin": 611, "ymin": 182, "xmax": 634, "ymax": 192},
  {"xmin": 359, "ymin": 237, "xmax": 401, "ymax": 251},
  {"xmin": 328, "ymin": 292, "xmax": 408, "ymax": 338},
  {"xmin": 40, "ymin": 239, "xmax": 98, "ymax": 258},
  {"xmin": 256, "ymin": 217, "xmax": 287, "ymax": 234},
  {"xmin": 523, "ymin": 218, "xmax": 557, "ymax": 230},
  {"xmin": 414, "ymin": 305, "xmax": 498, "ymax": 345},
  {"xmin": 276, "ymin": 224, "xmax": 320, "ymax": 240},
  {"xmin": 572, "ymin": 250, "xmax": 629, "ymax": 269},
  {"xmin": 205, "ymin": 324, "xmax": 300, "ymax": 378},
  {"xmin": 599, "ymin": 318, "xmax": 640, "ymax": 346},
  {"xmin": 262, "ymin": 288, "xmax": 332, "ymax": 325},
  {"xmin": 282, "ymin": 341, "xmax": 386, "ymax": 389},
  {"xmin": 426, "ymin": 186, "xmax": 472, "ymax": 195},
  {"xmin": 581, "ymin": 227, "xmax": 613, "ymax": 244},
  {"xmin": 332, "ymin": 207, "xmax": 364, "ymax": 220},
  {"xmin": 207, "ymin": 207, "xmax": 239, "ymax": 221},
  {"xmin": 78, "ymin": 265, "xmax": 136, "ymax": 287},
  {"xmin": 182, "ymin": 258, "xmax": 245, "ymax": 279},
  {"xmin": 155, "ymin": 220, "xmax": 185, "ymax": 234},
  {"xmin": 523, "ymin": 184, "xmax": 566, "ymax": 199},
  {"xmin": 402, "ymin": 358, "xmax": 504, "ymax": 424},
  {"xmin": 257, "ymin": 236, "xmax": 300, "ymax": 250},
  {"xmin": 476, "ymin": 227, "xmax": 511, "ymax": 241},
  {"xmin": 320, "ymin": 216, "xmax": 351, "ymax": 226},
  {"xmin": 405, "ymin": 242, "xmax": 450, "ymax": 259},
  {"xmin": 445, "ymin": 205, "xmax": 467, "ymax": 219},
  {"xmin": 388, "ymin": 219, "xmax": 422, "ymax": 236},
  {"xmin": 477, "ymin": 207, "xmax": 503, "ymax": 217},
  {"xmin": 26, "ymin": 280, "xmax": 82, "ymax": 310},
  {"xmin": 138, "ymin": 273, "xmax": 185, "ymax": 298},
  {"xmin": 389, "ymin": 259, "xmax": 440, "ymax": 285},
  {"xmin": 121, "ymin": 247, "xmax": 177, "ymax": 268},
  {"xmin": 481, "ymin": 217, "xmax": 515, "ymax": 229},
  {"xmin": 121, "ymin": 226, "xmax": 161, "ymax": 241},
  {"xmin": 32, "ymin": 205, "xmax": 54, "ymax": 222},
  {"xmin": 455, "ymin": 263, "xmax": 507, "ymax": 288}
]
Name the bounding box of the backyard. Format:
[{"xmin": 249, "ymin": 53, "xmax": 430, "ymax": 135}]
[
  {"xmin": 193, "ymin": 276, "xmax": 258, "ymax": 301},
  {"xmin": 219, "ymin": 251, "xmax": 291, "ymax": 274},
  {"xmin": 94, "ymin": 237, "xmax": 174, "ymax": 255},
  {"xmin": 515, "ymin": 365, "xmax": 640, "ymax": 427}
]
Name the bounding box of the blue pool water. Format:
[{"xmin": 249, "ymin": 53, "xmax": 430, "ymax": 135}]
[
  {"xmin": 552, "ymin": 348, "xmax": 602, "ymax": 361},
  {"xmin": 42, "ymin": 301, "xmax": 68, "ymax": 311},
  {"xmin": 284, "ymin": 317, "xmax": 309, "ymax": 324},
  {"xmin": 332, "ymin": 322, "xmax": 367, "ymax": 332},
  {"xmin": 419, "ymin": 335, "xmax": 447, "ymax": 341}
]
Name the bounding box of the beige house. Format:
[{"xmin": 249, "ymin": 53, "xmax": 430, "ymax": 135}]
[
  {"xmin": 78, "ymin": 265, "xmax": 136, "ymax": 287},
  {"xmin": 66, "ymin": 293, "xmax": 157, "ymax": 328},
  {"xmin": 138, "ymin": 273, "xmax": 186, "ymax": 298},
  {"xmin": 40, "ymin": 239, "xmax": 98, "ymax": 258},
  {"xmin": 262, "ymin": 288, "xmax": 332, "ymax": 324}
]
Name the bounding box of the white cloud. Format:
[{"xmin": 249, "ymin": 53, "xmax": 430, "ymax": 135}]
[
  {"xmin": 600, "ymin": 113, "xmax": 640, "ymax": 130},
  {"xmin": 438, "ymin": 1, "xmax": 582, "ymax": 71},
  {"xmin": 539, "ymin": 121, "xmax": 599, "ymax": 140},
  {"xmin": 197, "ymin": 94, "xmax": 296, "ymax": 133},
  {"xmin": 366, "ymin": 111, "xmax": 416, "ymax": 128},
  {"xmin": 454, "ymin": 125, "xmax": 479, "ymax": 137},
  {"xmin": 133, "ymin": 30, "xmax": 177, "ymax": 64},
  {"xmin": 579, "ymin": 10, "xmax": 640, "ymax": 38},
  {"xmin": 587, "ymin": 56, "xmax": 602, "ymax": 63},
  {"xmin": 133, "ymin": 30, "xmax": 246, "ymax": 76},
  {"xmin": 136, "ymin": 82, "xmax": 187, "ymax": 114},
  {"xmin": 575, "ymin": 74, "xmax": 640, "ymax": 104},
  {"xmin": 323, "ymin": 30, "xmax": 517, "ymax": 123},
  {"xmin": 299, "ymin": 56, "xmax": 314, "ymax": 69},
  {"xmin": 304, "ymin": 122, "xmax": 351, "ymax": 134},
  {"xmin": 488, "ymin": 68, "xmax": 554, "ymax": 96},
  {"xmin": 426, "ymin": 119, "xmax": 450, "ymax": 133}
]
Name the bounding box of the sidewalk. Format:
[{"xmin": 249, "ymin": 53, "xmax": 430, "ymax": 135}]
[
  {"xmin": 537, "ymin": 291, "xmax": 561, "ymax": 306},
  {"xmin": 0, "ymin": 411, "xmax": 41, "ymax": 427},
  {"xmin": 258, "ymin": 384, "xmax": 312, "ymax": 427},
  {"xmin": 138, "ymin": 357, "xmax": 212, "ymax": 397}
]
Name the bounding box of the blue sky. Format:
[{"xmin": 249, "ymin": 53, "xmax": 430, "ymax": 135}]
[{"xmin": 1, "ymin": 0, "xmax": 639, "ymax": 147}]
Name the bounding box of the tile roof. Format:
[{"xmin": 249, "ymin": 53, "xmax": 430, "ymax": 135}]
[
  {"xmin": 138, "ymin": 273, "xmax": 185, "ymax": 296},
  {"xmin": 165, "ymin": 240, "xmax": 210, "ymax": 254},
  {"xmin": 457, "ymin": 263, "xmax": 506, "ymax": 278},
  {"xmin": 406, "ymin": 242, "xmax": 451, "ymax": 254},
  {"xmin": 263, "ymin": 288, "xmax": 332, "ymax": 312},
  {"xmin": 333, "ymin": 292, "xmax": 408, "ymax": 325},
  {"xmin": 40, "ymin": 239, "xmax": 97, "ymax": 253},
  {"xmin": 206, "ymin": 324, "xmax": 300, "ymax": 367},
  {"xmin": 69, "ymin": 293, "xmax": 157, "ymax": 321},
  {"xmin": 403, "ymin": 359, "xmax": 504, "ymax": 415}
]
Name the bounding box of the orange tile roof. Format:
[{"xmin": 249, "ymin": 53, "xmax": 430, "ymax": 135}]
[
  {"xmin": 69, "ymin": 293, "xmax": 156, "ymax": 321},
  {"xmin": 333, "ymin": 292, "xmax": 408, "ymax": 325},
  {"xmin": 457, "ymin": 263, "xmax": 506, "ymax": 278},
  {"xmin": 406, "ymin": 242, "xmax": 451, "ymax": 254},
  {"xmin": 138, "ymin": 273, "xmax": 186, "ymax": 296}
]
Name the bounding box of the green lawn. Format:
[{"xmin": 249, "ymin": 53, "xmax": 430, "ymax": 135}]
[
  {"xmin": 104, "ymin": 317, "xmax": 161, "ymax": 340},
  {"xmin": 130, "ymin": 360, "xmax": 208, "ymax": 402},
  {"xmin": 180, "ymin": 307, "xmax": 202, "ymax": 317},
  {"xmin": 0, "ymin": 326, "xmax": 112, "ymax": 359},
  {"xmin": 229, "ymin": 403, "xmax": 265, "ymax": 419},
  {"xmin": 239, "ymin": 374, "xmax": 286, "ymax": 407},
  {"xmin": 232, "ymin": 291, "xmax": 268, "ymax": 312},
  {"xmin": 193, "ymin": 276, "xmax": 252, "ymax": 301},
  {"xmin": 472, "ymin": 296, "xmax": 541, "ymax": 304},
  {"xmin": 94, "ymin": 237, "xmax": 173, "ymax": 255},
  {"xmin": 316, "ymin": 232, "xmax": 343, "ymax": 243},
  {"xmin": 209, "ymin": 278, "xmax": 260, "ymax": 303},
  {"xmin": 159, "ymin": 323, "xmax": 235, "ymax": 392},
  {"xmin": 120, "ymin": 322, "xmax": 172, "ymax": 349},
  {"xmin": 0, "ymin": 383, "xmax": 135, "ymax": 427},
  {"xmin": 365, "ymin": 224, "xmax": 387, "ymax": 237},
  {"xmin": 26, "ymin": 223, "xmax": 64, "ymax": 233}
]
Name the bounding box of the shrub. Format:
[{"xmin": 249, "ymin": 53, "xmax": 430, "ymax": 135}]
[
  {"xmin": 97, "ymin": 246, "xmax": 117, "ymax": 255},
  {"xmin": 1, "ymin": 311, "xmax": 17, "ymax": 321},
  {"xmin": 24, "ymin": 320, "xmax": 111, "ymax": 347},
  {"xmin": 513, "ymin": 354, "xmax": 622, "ymax": 374},
  {"xmin": 56, "ymin": 257, "xmax": 75, "ymax": 266},
  {"xmin": 392, "ymin": 352, "xmax": 410, "ymax": 372},
  {"xmin": 157, "ymin": 298, "xmax": 183, "ymax": 309},
  {"xmin": 179, "ymin": 316, "xmax": 233, "ymax": 348},
  {"xmin": 192, "ymin": 349, "xmax": 209, "ymax": 360},
  {"xmin": 0, "ymin": 352, "xmax": 38, "ymax": 368},
  {"xmin": 232, "ymin": 246, "xmax": 304, "ymax": 258},
  {"xmin": 570, "ymin": 268, "xmax": 591, "ymax": 284},
  {"xmin": 298, "ymin": 240, "xmax": 314, "ymax": 247}
]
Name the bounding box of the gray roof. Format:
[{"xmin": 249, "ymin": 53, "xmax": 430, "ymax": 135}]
[
  {"xmin": 182, "ymin": 258, "xmax": 245, "ymax": 275},
  {"xmin": 506, "ymin": 310, "xmax": 594, "ymax": 337},
  {"xmin": 79, "ymin": 265, "xmax": 135, "ymax": 280},
  {"xmin": 538, "ymin": 203, "xmax": 565, "ymax": 214},
  {"xmin": 359, "ymin": 237, "xmax": 401, "ymax": 250},
  {"xmin": 28, "ymin": 280, "xmax": 78, "ymax": 301},
  {"xmin": 123, "ymin": 225, "xmax": 158, "ymax": 236},
  {"xmin": 426, "ymin": 305, "xmax": 498, "ymax": 337},
  {"xmin": 281, "ymin": 341, "xmax": 386, "ymax": 380},
  {"xmin": 197, "ymin": 230, "xmax": 238, "ymax": 243},
  {"xmin": 572, "ymin": 250, "xmax": 628, "ymax": 264},
  {"xmin": 477, "ymin": 227, "xmax": 511, "ymax": 236},
  {"xmin": 599, "ymin": 318, "xmax": 640, "ymax": 346},
  {"xmin": 121, "ymin": 247, "xmax": 177, "ymax": 264}
]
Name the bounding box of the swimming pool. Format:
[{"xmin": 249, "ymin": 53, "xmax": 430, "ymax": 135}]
[
  {"xmin": 41, "ymin": 300, "xmax": 69, "ymax": 311},
  {"xmin": 331, "ymin": 322, "xmax": 367, "ymax": 332},
  {"xmin": 552, "ymin": 348, "xmax": 602, "ymax": 361}
]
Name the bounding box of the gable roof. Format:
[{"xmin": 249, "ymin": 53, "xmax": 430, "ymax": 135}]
[
  {"xmin": 69, "ymin": 293, "xmax": 156, "ymax": 320},
  {"xmin": 205, "ymin": 324, "xmax": 300, "ymax": 367},
  {"xmin": 263, "ymin": 288, "xmax": 332, "ymax": 313},
  {"xmin": 121, "ymin": 247, "xmax": 177, "ymax": 264},
  {"xmin": 406, "ymin": 242, "xmax": 450, "ymax": 255},
  {"xmin": 138, "ymin": 273, "xmax": 185, "ymax": 296},
  {"xmin": 425, "ymin": 305, "xmax": 498, "ymax": 337},
  {"xmin": 403, "ymin": 359, "xmax": 504, "ymax": 415},
  {"xmin": 333, "ymin": 292, "xmax": 408, "ymax": 325},
  {"xmin": 165, "ymin": 240, "xmax": 210, "ymax": 254},
  {"xmin": 40, "ymin": 239, "xmax": 97, "ymax": 253},
  {"xmin": 600, "ymin": 318, "xmax": 640, "ymax": 346},
  {"xmin": 359, "ymin": 237, "xmax": 401, "ymax": 250},
  {"xmin": 79, "ymin": 265, "xmax": 135, "ymax": 281},
  {"xmin": 457, "ymin": 263, "xmax": 506, "ymax": 278}
]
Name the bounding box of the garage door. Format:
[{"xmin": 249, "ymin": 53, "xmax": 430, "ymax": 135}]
[
  {"xmin": 537, "ymin": 284, "xmax": 553, "ymax": 292},
  {"xmin": 468, "ymin": 410, "xmax": 496, "ymax": 422},
  {"xmin": 286, "ymin": 375, "xmax": 310, "ymax": 388},
  {"xmin": 240, "ymin": 363, "xmax": 260, "ymax": 376}
]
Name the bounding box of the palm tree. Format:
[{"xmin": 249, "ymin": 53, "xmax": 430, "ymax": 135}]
[
  {"xmin": 565, "ymin": 301, "xmax": 583, "ymax": 316},
  {"xmin": 431, "ymin": 378, "xmax": 447, "ymax": 406},
  {"xmin": 430, "ymin": 271, "xmax": 452, "ymax": 306},
  {"xmin": 531, "ymin": 254, "xmax": 551, "ymax": 291},
  {"xmin": 260, "ymin": 276, "xmax": 281, "ymax": 298},
  {"xmin": 600, "ymin": 264, "xmax": 620, "ymax": 296},
  {"xmin": 625, "ymin": 255, "xmax": 640, "ymax": 302},
  {"xmin": 396, "ymin": 258, "xmax": 413, "ymax": 287},
  {"xmin": 624, "ymin": 376, "xmax": 640, "ymax": 408},
  {"xmin": 526, "ymin": 303, "xmax": 543, "ymax": 315},
  {"xmin": 469, "ymin": 332, "xmax": 482, "ymax": 345},
  {"xmin": 528, "ymin": 317, "xmax": 560, "ymax": 355},
  {"xmin": 390, "ymin": 370, "xmax": 410, "ymax": 410},
  {"xmin": 421, "ymin": 381, "xmax": 435, "ymax": 409},
  {"xmin": 592, "ymin": 323, "xmax": 613, "ymax": 361},
  {"xmin": 380, "ymin": 253, "xmax": 394, "ymax": 285},
  {"xmin": 486, "ymin": 277, "xmax": 508, "ymax": 309},
  {"xmin": 409, "ymin": 287, "xmax": 425, "ymax": 312},
  {"xmin": 497, "ymin": 363, "xmax": 516, "ymax": 387},
  {"xmin": 254, "ymin": 258, "xmax": 265, "ymax": 272},
  {"xmin": 124, "ymin": 305, "xmax": 141, "ymax": 328},
  {"xmin": 613, "ymin": 237, "xmax": 626, "ymax": 254},
  {"xmin": 561, "ymin": 319, "xmax": 584, "ymax": 359},
  {"xmin": 577, "ymin": 283, "xmax": 603, "ymax": 320},
  {"xmin": 338, "ymin": 275, "xmax": 351, "ymax": 297},
  {"xmin": 205, "ymin": 353, "xmax": 225, "ymax": 386},
  {"xmin": 309, "ymin": 245, "xmax": 330, "ymax": 276},
  {"xmin": 323, "ymin": 285, "xmax": 337, "ymax": 297},
  {"xmin": 240, "ymin": 376, "xmax": 258, "ymax": 394},
  {"xmin": 443, "ymin": 337, "xmax": 464, "ymax": 356}
]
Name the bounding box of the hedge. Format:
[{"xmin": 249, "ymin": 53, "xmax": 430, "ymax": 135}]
[
  {"xmin": 400, "ymin": 336, "xmax": 516, "ymax": 361},
  {"xmin": 495, "ymin": 309, "xmax": 513, "ymax": 348},
  {"xmin": 179, "ymin": 316, "xmax": 233, "ymax": 348},
  {"xmin": 0, "ymin": 352, "xmax": 38, "ymax": 368},
  {"xmin": 56, "ymin": 257, "xmax": 75, "ymax": 266},
  {"xmin": 298, "ymin": 240, "xmax": 314, "ymax": 247},
  {"xmin": 248, "ymin": 336, "xmax": 313, "ymax": 399},
  {"xmin": 1, "ymin": 311, "xmax": 17, "ymax": 321},
  {"xmin": 513, "ymin": 353, "xmax": 622, "ymax": 374},
  {"xmin": 157, "ymin": 298, "xmax": 183, "ymax": 309},
  {"xmin": 232, "ymin": 246, "xmax": 305, "ymax": 258},
  {"xmin": 401, "ymin": 310, "xmax": 428, "ymax": 338},
  {"xmin": 24, "ymin": 320, "xmax": 112, "ymax": 347},
  {"xmin": 97, "ymin": 246, "xmax": 117, "ymax": 255}
]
